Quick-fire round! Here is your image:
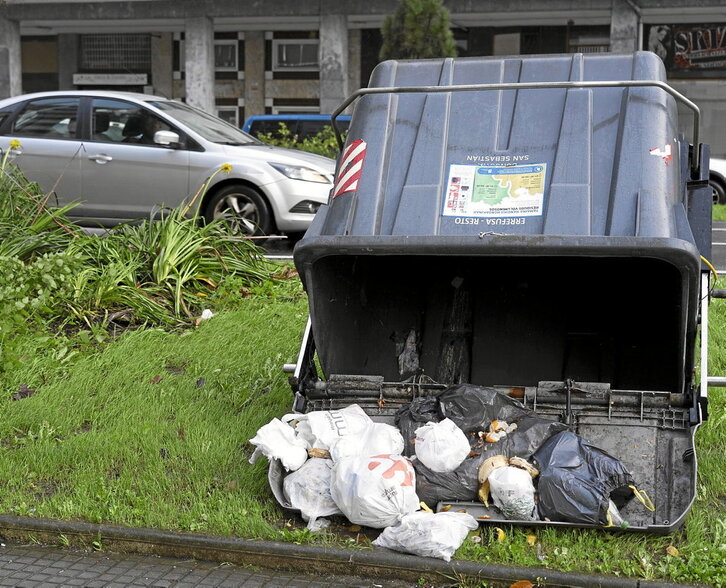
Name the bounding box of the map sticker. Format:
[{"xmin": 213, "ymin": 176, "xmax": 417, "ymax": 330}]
[{"xmin": 442, "ymin": 163, "xmax": 547, "ymax": 218}]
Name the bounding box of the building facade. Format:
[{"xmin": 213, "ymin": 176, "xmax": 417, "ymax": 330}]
[{"xmin": 1, "ymin": 0, "xmax": 725, "ymax": 154}]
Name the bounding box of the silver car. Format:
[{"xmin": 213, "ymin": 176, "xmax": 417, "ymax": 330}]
[{"xmin": 0, "ymin": 91, "xmax": 335, "ymax": 235}]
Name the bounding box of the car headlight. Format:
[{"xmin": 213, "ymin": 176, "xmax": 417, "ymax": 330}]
[{"xmin": 269, "ymin": 162, "xmax": 330, "ymax": 184}]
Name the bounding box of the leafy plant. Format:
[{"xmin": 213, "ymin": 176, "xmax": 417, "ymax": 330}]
[
  {"xmin": 379, "ymin": 0, "xmax": 457, "ymax": 61},
  {"xmin": 253, "ymin": 124, "xmax": 341, "ymax": 159}
]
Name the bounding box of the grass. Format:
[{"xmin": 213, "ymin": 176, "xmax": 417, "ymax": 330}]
[
  {"xmin": 713, "ymin": 204, "xmax": 726, "ymax": 222},
  {"xmin": 1, "ymin": 274, "xmax": 725, "ymax": 586},
  {"xmin": 0, "ymin": 294, "xmax": 308, "ymax": 538}
]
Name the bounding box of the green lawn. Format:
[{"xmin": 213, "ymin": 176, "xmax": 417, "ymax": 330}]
[{"xmin": 0, "ymin": 276, "xmax": 724, "ymax": 586}]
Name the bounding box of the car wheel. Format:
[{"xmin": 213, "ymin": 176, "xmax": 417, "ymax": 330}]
[
  {"xmin": 710, "ymin": 177, "xmax": 726, "ymax": 205},
  {"xmin": 204, "ymin": 185, "xmax": 272, "ymax": 236}
]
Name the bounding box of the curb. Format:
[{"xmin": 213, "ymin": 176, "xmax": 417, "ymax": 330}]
[{"xmin": 0, "ymin": 515, "xmax": 697, "ymax": 588}]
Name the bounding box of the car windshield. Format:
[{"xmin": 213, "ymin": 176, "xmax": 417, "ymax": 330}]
[{"xmin": 147, "ymin": 100, "xmax": 259, "ymax": 146}]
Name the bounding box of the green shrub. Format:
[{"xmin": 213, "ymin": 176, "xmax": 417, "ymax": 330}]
[{"xmin": 253, "ymin": 123, "xmax": 341, "ymax": 159}]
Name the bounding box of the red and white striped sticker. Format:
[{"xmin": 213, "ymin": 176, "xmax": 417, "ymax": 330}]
[{"xmin": 332, "ymin": 139, "xmax": 367, "ymax": 199}]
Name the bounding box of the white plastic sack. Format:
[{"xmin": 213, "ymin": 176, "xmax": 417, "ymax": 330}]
[
  {"xmin": 372, "ymin": 511, "xmax": 479, "ymax": 562},
  {"xmin": 331, "ymin": 454, "xmax": 419, "ymax": 528},
  {"xmin": 248, "ymin": 418, "xmax": 309, "ymax": 472},
  {"xmin": 283, "ymin": 458, "xmax": 341, "ymax": 531},
  {"xmin": 283, "ymin": 404, "xmax": 372, "ymax": 450},
  {"xmin": 488, "ymin": 465, "xmax": 537, "ymax": 520},
  {"xmin": 330, "ymin": 422, "xmax": 404, "ymax": 462},
  {"xmin": 414, "ymin": 418, "xmax": 471, "ymax": 473}
]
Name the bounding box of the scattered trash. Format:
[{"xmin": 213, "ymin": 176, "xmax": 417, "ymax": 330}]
[
  {"xmin": 477, "ymin": 455, "xmax": 538, "ymax": 520},
  {"xmin": 283, "ymin": 404, "xmax": 372, "ymax": 451},
  {"xmin": 533, "ymin": 431, "xmax": 638, "ymax": 526},
  {"xmin": 12, "ymin": 384, "xmax": 36, "ymax": 401},
  {"xmin": 331, "ymin": 454, "xmax": 419, "ymax": 528},
  {"xmin": 372, "ymin": 511, "xmax": 478, "ymax": 561},
  {"xmin": 666, "ymin": 545, "xmax": 680, "ymax": 557},
  {"xmin": 248, "ymin": 418, "xmax": 309, "ymax": 472},
  {"xmin": 330, "ymin": 422, "xmax": 404, "ymax": 462},
  {"xmin": 283, "ymin": 458, "xmax": 342, "ymax": 531},
  {"xmin": 394, "ymin": 396, "xmax": 441, "ymax": 457},
  {"xmin": 414, "ymin": 418, "xmax": 470, "ymax": 473},
  {"xmin": 200, "ymin": 309, "xmax": 214, "ymax": 320}
]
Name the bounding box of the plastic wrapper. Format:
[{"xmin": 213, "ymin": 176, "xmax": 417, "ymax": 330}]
[
  {"xmin": 331, "ymin": 454, "xmax": 419, "ymax": 528},
  {"xmin": 330, "ymin": 422, "xmax": 404, "ymax": 462},
  {"xmin": 533, "ymin": 431, "xmax": 635, "ymax": 525},
  {"xmin": 414, "ymin": 418, "xmax": 470, "ymax": 473},
  {"xmin": 487, "ymin": 466, "xmax": 537, "ymax": 520},
  {"xmin": 394, "ymin": 396, "xmax": 441, "ymax": 457},
  {"xmin": 283, "ymin": 404, "xmax": 372, "ymax": 450},
  {"xmin": 248, "ymin": 418, "xmax": 309, "ymax": 472},
  {"xmin": 372, "ymin": 511, "xmax": 479, "ymax": 561},
  {"xmin": 407, "ymin": 385, "xmax": 566, "ymax": 506},
  {"xmin": 282, "ymin": 458, "xmax": 342, "ymax": 531}
]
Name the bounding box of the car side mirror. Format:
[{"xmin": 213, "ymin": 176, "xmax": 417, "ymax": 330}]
[{"xmin": 154, "ymin": 130, "xmax": 180, "ymax": 147}]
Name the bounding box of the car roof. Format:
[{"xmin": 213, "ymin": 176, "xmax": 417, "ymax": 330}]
[{"xmin": 0, "ymin": 90, "xmax": 172, "ymax": 108}]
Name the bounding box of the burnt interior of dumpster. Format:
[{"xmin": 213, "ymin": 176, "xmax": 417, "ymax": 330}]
[{"xmin": 302, "ymin": 253, "xmax": 698, "ymax": 530}]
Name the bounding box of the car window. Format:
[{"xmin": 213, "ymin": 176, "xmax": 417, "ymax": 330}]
[
  {"xmin": 298, "ymin": 120, "xmax": 329, "ymax": 140},
  {"xmin": 11, "ymin": 97, "xmax": 80, "ymax": 139},
  {"xmin": 90, "ymin": 98, "xmax": 173, "ymax": 146},
  {"xmin": 149, "ymin": 100, "xmax": 258, "ymax": 146}
]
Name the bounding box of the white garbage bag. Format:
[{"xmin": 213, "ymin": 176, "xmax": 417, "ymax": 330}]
[
  {"xmin": 414, "ymin": 418, "xmax": 471, "ymax": 473},
  {"xmin": 283, "ymin": 404, "xmax": 372, "ymax": 450},
  {"xmin": 331, "ymin": 454, "xmax": 419, "ymax": 528},
  {"xmin": 372, "ymin": 511, "xmax": 479, "ymax": 561},
  {"xmin": 283, "ymin": 458, "xmax": 341, "ymax": 531},
  {"xmin": 330, "ymin": 422, "xmax": 404, "ymax": 462},
  {"xmin": 488, "ymin": 465, "xmax": 537, "ymax": 520},
  {"xmin": 248, "ymin": 418, "xmax": 309, "ymax": 472}
]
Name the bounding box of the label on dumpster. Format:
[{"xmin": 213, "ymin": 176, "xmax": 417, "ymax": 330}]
[{"xmin": 442, "ymin": 163, "xmax": 547, "ymax": 218}]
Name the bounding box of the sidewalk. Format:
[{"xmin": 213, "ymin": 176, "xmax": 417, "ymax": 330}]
[
  {"xmin": 0, "ymin": 515, "xmax": 699, "ymax": 588},
  {"xmin": 0, "ymin": 543, "xmax": 391, "ymax": 588}
]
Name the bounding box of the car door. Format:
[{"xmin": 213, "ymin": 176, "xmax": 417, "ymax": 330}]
[
  {"xmin": 79, "ymin": 98, "xmax": 190, "ymax": 225},
  {"xmin": 1, "ymin": 96, "xmax": 83, "ymax": 208}
]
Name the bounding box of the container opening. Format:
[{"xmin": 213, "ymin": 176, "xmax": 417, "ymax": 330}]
[{"xmin": 309, "ymin": 255, "xmax": 687, "ymax": 394}]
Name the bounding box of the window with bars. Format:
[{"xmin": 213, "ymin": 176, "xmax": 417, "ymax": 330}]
[
  {"xmin": 272, "ymin": 39, "xmax": 319, "ymax": 71},
  {"xmin": 80, "ymin": 34, "xmax": 151, "ymax": 71}
]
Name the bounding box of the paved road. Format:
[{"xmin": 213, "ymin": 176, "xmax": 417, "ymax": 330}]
[{"xmin": 0, "ymin": 544, "xmax": 397, "ymax": 588}]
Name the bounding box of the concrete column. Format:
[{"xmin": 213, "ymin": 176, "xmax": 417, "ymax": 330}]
[
  {"xmin": 319, "ymin": 14, "xmax": 348, "ymax": 114},
  {"xmin": 184, "ymin": 15, "xmax": 215, "ymax": 114},
  {"xmin": 610, "ymin": 0, "xmax": 639, "ymax": 54},
  {"xmin": 244, "ymin": 31, "xmax": 265, "ymax": 118},
  {"xmin": 151, "ymin": 32, "xmax": 173, "ymax": 99},
  {"xmin": 348, "ymin": 29, "xmax": 361, "ymax": 95},
  {"xmin": 0, "ymin": 16, "xmax": 22, "ymax": 98},
  {"xmin": 57, "ymin": 34, "xmax": 79, "ymax": 90}
]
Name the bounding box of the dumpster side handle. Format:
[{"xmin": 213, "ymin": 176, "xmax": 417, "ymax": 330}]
[{"xmin": 332, "ymin": 80, "xmax": 701, "ymax": 174}]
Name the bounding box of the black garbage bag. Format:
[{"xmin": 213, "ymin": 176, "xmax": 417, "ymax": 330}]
[
  {"xmin": 414, "ymin": 454, "xmax": 483, "ymax": 507},
  {"xmin": 438, "ymin": 384, "xmax": 525, "ymax": 433},
  {"xmin": 395, "ymin": 395, "xmax": 441, "ymax": 457},
  {"xmin": 533, "ymin": 431, "xmax": 635, "ymax": 525},
  {"xmin": 437, "ymin": 384, "xmax": 568, "ymax": 460}
]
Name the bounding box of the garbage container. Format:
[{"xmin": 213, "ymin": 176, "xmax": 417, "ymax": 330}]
[{"xmin": 287, "ymin": 51, "xmax": 712, "ymax": 533}]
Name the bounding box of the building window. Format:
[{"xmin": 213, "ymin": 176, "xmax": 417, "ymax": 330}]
[
  {"xmin": 216, "ymin": 106, "xmax": 239, "ymax": 126},
  {"xmin": 81, "ymin": 34, "xmax": 151, "ymax": 71},
  {"xmin": 179, "ymin": 39, "xmax": 239, "ymax": 72},
  {"xmin": 272, "ymin": 105, "xmax": 319, "ymax": 114},
  {"xmin": 271, "ymin": 39, "xmax": 319, "ymax": 72}
]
